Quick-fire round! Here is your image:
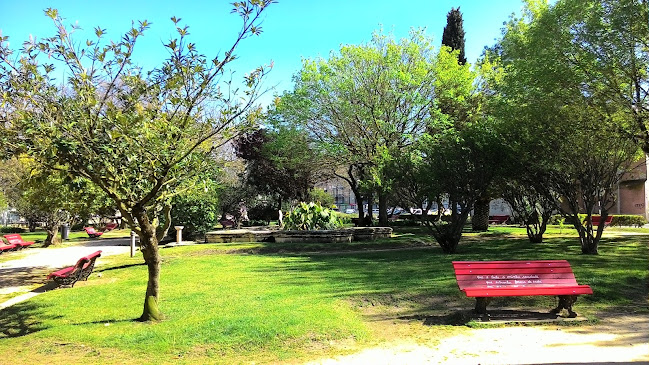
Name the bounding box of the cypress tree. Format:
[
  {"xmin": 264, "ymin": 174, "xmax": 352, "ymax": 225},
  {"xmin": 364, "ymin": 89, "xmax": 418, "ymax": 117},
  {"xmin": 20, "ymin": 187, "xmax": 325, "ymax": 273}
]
[{"xmin": 441, "ymin": 7, "xmax": 467, "ymax": 65}]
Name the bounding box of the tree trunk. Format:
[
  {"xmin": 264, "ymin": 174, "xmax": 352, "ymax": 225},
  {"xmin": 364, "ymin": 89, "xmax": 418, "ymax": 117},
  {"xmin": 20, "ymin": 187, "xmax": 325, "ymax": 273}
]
[
  {"xmin": 427, "ymin": 210, "xmax": 470, "ymax": 254},
  {"xmin": 134, "ymin": 209, "xmax": 163, "ymax": 321},
  {"xmin": 525, "ymin": 210, "xmax": 550, "ymax": 243},
  {"xmin": 571, "ymin": 212, "xmax": 603, "ymax": 255},
  {"xmin": 43, "ymin": 224, "xmax": 61, "ymax": 247},
  {"xmin": 366, "ymin": 194, "xmax": 374, "ymax": 227},
  {"xmin": 378, "ymin": 192, "xmax": 388, "ymax": 226},
  {"xmin": 472, "ymin": 194, "xmax": 490, "ymax": 231},
  {"xmin": 28, "ymin": 219, "xmax": 37, "ymax": 232}
]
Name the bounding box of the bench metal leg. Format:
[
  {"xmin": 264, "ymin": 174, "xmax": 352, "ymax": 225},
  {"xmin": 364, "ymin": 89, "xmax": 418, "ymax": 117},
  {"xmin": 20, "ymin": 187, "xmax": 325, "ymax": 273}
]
[
  {"xmin": 475, "ymin": 297, "xmax": 491, "ymax": 316},
  {"xmin": 551, "ymin": 295, "xmax": 579, "ymax": 318}
]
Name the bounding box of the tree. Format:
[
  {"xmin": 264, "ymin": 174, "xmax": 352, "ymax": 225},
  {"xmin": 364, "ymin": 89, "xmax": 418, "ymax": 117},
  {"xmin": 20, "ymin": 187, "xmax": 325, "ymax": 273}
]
[
  {"xmin": 488, "ymin": 0, "xmax": 640, "ymax": 254},
  {"xmin": 540, "ymin": 0, "xmax": 648, "ymax": 154},
  {"xmin": 234, "ymin": 127, "xmax": 316, "ymax": 209},
  {"xmin": 418, "ymin": 122, "xmax": 503, "ymax": 253},
  {"xmin": 0, "ymin": 1, "xmax": 273, "ymax": 320},
  {"xmin": 275, "ymin": 29, "xmax": 437, "ymax": 226},
  {"xmin": 441, "ymin": 7, "xmax": 467, "ymax": 65},
  {"xmin": 441, "ymin": 6, "xmax": 490, "ymax": 231}
]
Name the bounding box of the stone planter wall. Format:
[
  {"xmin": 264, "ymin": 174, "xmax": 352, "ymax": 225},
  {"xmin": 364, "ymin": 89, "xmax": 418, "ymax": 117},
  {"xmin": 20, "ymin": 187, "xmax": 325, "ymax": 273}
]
[
  {"xmin": 204, "ymin": 227, "xmax": 392, "ymax": 244},
  {"xmin": 273, "ymin": 229, "xmax": 353, "ymax": 244}
]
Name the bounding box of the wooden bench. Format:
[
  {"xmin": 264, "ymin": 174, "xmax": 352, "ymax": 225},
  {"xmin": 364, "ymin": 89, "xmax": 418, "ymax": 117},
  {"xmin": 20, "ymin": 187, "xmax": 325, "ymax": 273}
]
[
  {"xmin": 584, "ymin": 215, "xmax": 613, "ymax": 227},
  {"xmin": 84, "ymin": 226, "xmax": 104, "ymax": 238},
  {"xmin": 3, "ymin": 234, "xmax": 36, "ymax": 249},
  {"xmin": 452, "ymin": 260, "xmax": 593, "ymax": 318},
  {"xmin": 47, "ymin": 250, "xmax": 102, "ymax": 287},
  {"xmin": 488, "ymin": 215, "xmax": 510, "ymax": 224}
]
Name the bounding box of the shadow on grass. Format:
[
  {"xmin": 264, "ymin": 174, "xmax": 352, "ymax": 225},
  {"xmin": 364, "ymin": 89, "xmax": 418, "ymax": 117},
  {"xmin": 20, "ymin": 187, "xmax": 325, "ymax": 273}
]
[
  {"xmin": 0, "ymin": 301, "xmax": 58, "ymax": 338},
  {"xmin": 95, "ymin": 263, "xmax": 146, "ymax": 272},
  {"xmin": 0, "ymin": 265, "xmax": 50, "ymax": 289},
  {"xmin": 242, "ymin": 230, "xmax": 647, "ymax": 322}
]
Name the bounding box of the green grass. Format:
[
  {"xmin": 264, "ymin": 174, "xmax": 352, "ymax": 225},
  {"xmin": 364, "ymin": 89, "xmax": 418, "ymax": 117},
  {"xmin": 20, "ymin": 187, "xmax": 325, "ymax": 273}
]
[{"xmin": 0, "ymin": 226, "xmax": 646, "ymax": 364}]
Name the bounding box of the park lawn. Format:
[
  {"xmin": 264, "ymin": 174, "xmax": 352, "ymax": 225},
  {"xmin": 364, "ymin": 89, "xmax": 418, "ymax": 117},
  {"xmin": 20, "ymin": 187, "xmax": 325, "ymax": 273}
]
[
  {"xmin": 0, "ymin": 229, "xmax": 132, "ymax": 264},
  {"xmin": 0, "ymin": 227, "xmax": 646, "ymax": 364}
]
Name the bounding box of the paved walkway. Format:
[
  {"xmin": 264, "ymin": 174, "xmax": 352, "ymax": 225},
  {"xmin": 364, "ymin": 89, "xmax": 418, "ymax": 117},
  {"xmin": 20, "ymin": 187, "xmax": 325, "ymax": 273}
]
[{"xmin": 0, "ymin": 237, "xmax": 134, "ymax": 309}]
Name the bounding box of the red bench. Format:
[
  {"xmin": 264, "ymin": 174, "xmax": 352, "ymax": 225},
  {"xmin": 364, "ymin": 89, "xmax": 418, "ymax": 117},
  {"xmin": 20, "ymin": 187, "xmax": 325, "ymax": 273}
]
[
  {"xmin": 47, "ymin": 250, "xmax": 102, "ymax": 287},
  {"xmin": 104, "ymin": 222, "xmax": 118, "ymax": 231},
  {"xmin": 0, "ymin": 241, "xmax": 19, "ymax": 253},
  {"xmin": 84, "ymin": 227, "xmax": 103, "ymax": 238},
  {"xmin": 488, "ymin": 215, "xmax": 510, "ymax": 224},
  {"xmin": 584, "ymin": 215, "xmax": 613, "ymax": 227},
  {"xmin": 452, "ymin": 260, "xmax": 593, "ymax": 318},
  {"xmin": 3, "ymin": 234, "xmax": 36, "ymax": 249}
]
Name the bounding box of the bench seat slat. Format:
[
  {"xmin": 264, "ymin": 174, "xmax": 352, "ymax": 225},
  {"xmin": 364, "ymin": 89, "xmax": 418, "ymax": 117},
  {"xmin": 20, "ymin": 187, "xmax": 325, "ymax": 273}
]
[
  {"xmin": 458, "ymin": 279, "xmax": 579, "ymax": 288},
  {"xmin": 455, "ymin": 267, "xmax": 572, "ymax": 275},
  {"xmin": 463, "ymin": 285, "xmax": 593, "ymax": 297},
  {"xmin": 453, "ymin": 261, "xmax": 571, "ymax": 269}
]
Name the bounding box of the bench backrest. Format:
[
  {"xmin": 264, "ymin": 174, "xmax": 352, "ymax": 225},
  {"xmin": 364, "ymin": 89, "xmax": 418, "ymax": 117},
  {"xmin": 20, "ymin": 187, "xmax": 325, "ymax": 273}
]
[
  {"xmin": 76, "ymin": 250, "xmax": 102, "ymax": 268},
  {"xmin": 84, "ymin": 227, "xmax": 99, "ymax": 234},
  {"xmin": 452, "ymin": 260, "xmax": 579, "ymax": 291},
  {"xmin": 590, "ymin": 215, "xmax": 613, "ymax": 225},
  {"xmin": 4, "ymin": 234, "xmax": 25, "ymax": 244}
]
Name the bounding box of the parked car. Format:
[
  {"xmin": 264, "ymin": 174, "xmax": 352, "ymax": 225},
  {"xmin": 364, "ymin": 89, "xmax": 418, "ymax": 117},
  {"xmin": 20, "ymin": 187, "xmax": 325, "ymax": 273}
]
[{"xmin": 344, "ymin": 208, "xmax": 356, "ymax": 214}]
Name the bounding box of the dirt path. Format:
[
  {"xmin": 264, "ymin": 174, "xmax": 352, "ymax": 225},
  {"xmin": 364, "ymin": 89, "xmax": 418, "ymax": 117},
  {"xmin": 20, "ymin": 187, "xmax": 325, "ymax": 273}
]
[{"xmin": 307, "ymin": 313, "xmax": 649, "ymax": 364}]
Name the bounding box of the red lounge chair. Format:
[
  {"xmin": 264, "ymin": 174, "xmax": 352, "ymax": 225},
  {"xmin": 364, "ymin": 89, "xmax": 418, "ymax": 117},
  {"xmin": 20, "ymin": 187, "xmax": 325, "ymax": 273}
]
[
  {"xmin": 104, "ymin": 222, "xmax": 118, "ymax": 231},
  {"xmin": 47, "ymin": 250, "xmax": 102, "ymax": 287},
  {"xmin": 3, "ymin": 234, "xmax": 35, "ymax": 249},
  {"xmin": 84, "ymin": 227, "xmax": 103, "ymax": 238}
]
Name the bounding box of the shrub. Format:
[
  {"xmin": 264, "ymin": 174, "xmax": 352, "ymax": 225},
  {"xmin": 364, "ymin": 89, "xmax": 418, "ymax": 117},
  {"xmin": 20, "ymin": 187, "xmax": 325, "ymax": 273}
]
[
  {"xmin": 169, "ymin": 193, "xmax": 220, "ymax": 240},
  {"xmin": 610, "ymin": 215, "xmax": 647, "ymax": 227},
  {"xmin": 283, "ymin": 202, "xmax": 343, "ymax": 230},
  {"xmin": 0, "ymin": 226, "xmax": 25, "ymax": 233},
  {"xmin": 549, "ymin": 214, "xmax": 647, "ymax": 228},
  {"xmin": 248, "ymin": 204, "xmax": 279, "ymax": 224}
]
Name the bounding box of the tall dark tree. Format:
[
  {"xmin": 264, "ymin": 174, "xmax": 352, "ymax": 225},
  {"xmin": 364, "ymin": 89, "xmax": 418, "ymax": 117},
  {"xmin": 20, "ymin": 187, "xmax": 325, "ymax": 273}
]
[
  {"xmin": 234, "ymin": 128, "xmax": 315, "ymax": 209},
  {"xmin": 441, "ymin": 7, "xmax": 467, "ymax": 65}
]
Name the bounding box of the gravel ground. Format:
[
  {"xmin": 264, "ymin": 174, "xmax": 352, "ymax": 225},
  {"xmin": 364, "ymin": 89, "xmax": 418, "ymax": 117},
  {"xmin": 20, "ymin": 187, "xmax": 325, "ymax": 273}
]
[{"xmin": 308, "ymin": 313, "xmax": 649, "ymax": 364}]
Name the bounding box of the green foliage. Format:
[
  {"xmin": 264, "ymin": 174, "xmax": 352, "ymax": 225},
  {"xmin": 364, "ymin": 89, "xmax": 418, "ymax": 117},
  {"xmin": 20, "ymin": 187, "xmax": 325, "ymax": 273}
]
[
  {"xmin": 283, "ymin": 202, "xmax": 343, "ymax": 230},
  {"xmin": 0, "ymin": 226, "xmax": 25, "ymax": 233},
  {"xmin": 275, "ymin": 28, "xmax": 439, "ymax": 225},
  {"xmin": 308, "ymin": 187, "xmax": 334, "ymax": 208},
  {"xmin": 169, "ymin": 194, "xmax": 219, "ymax": 240},
  {"xmin": 247, "ymin": 203, "xmax": 278, "ymax": 223},
  {"xmin": 609, "ymin": 215, "xmax": 647, "ymax": 227}
]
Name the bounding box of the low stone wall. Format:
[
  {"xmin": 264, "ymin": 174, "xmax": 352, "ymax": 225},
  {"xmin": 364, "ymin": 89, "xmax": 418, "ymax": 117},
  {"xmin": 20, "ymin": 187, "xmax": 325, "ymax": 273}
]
[
  {"xmin": 351, "ymin": 227, "xmax": 393, "ymax": 241},
  {"xmin": 205, "ymin": 229, "xmax": 273, "ymax": 243},
  {"xmin": 204, "ymin": 227, "xmax": 393, "ymax": 244},
  {"xmin": 274, "ymin": 229, "xmax": 353, "ymax": 244}
]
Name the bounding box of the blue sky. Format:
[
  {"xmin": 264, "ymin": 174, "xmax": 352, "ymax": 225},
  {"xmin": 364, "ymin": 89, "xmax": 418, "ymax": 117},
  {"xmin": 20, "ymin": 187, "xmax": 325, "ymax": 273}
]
[{"xmin": 1, "ymin": 0, "xmax": 526, "ymax": 106}]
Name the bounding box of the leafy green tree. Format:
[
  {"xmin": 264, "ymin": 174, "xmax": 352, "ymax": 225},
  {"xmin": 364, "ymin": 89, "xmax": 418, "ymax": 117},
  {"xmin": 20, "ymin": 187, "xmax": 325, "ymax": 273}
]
[
  {"xmin": 275, "ymin": 29, "xmax": 437, "ymax": 226},
  {"xmin": 441, "ymin": 7, "xmax": 467, "ymax": 65},
  {"xmin": 308, "ymin": 187, "xmax": 335, "ymax": 208},
  {"xmin": 0, "ymin": 1, "xmax": 273, "ymax": 320},
  {"xmin": 488, "ymin": 0, "xmax": 640, "ymax": 254},
  {"xmin": 418, "ymin": 122, "xmax": 503, "ymax": 253}
]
